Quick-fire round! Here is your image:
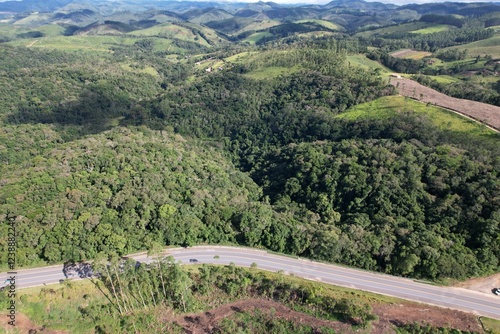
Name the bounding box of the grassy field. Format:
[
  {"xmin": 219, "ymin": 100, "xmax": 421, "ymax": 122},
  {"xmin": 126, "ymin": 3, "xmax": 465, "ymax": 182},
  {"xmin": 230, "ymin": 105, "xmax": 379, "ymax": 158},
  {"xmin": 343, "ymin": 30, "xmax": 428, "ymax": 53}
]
[
  {"xmin": 347, "ymin": 54, "xmax": 391, "ymax": 73},
  {"xmin": 12, "ymin": 12, "xmax": 53, "ymax": 26},
  {"xmin": 0, "ymin": 280, "xmax": 108, "ymax": 334},
  {"xmin": 338, "ymin": 95, "xmax": 499, "ymax": 139},
  {"xmin": 406, "ymin": 51, "xmax": 432, "ymax": 59},
  {"xmin": 411, "ymin": 24, "xmax": 452, "ymax": 34},
  {"xmin": 224, "ymin": 51, "xmax": 255, "ymax": 63},
  {"xmin": 294, "ymin": 19, "xmax": 344, "ymax": 31},
  {"xmin": 5, "ymin": 35, "xmax": 179, "ymax": 53},
  {"xmin": 424, "ymin": 74, "xmax": 460, "ymax": 84},
  {"xmin": 120, "ymin": 63, "xmax": 159, "ymax": 76},
  {"xmin": 481, "ymin": 317, "xmax": 500, "ymax": 333},
  {"xmin": 130, "ymin": 23, "xmax": 202, "ymax": 42},
  {"xmin": 390, "ymin": 49, "xmax": 432, "ymax": 59},
  {"xmin": 297, "ymin": 31, "xmax": 336, "ymax": 38},
  {"xmin": 355, "ymin": 21, "xmax": 434, "ymax": 37},
  {"xmin": 0, "ymin": 23, "xmax": 65, "ymax": 39},
  {"xmin": 242, "ymin": 31, "xmax": 273, "ymax": 44},
  {"xmin": 128, "ymin": 22, "xmax": 223, "ymax": 46},
  {"xmin": 234, "ymin": 20, "xmax": 281, "ymax": 35},
  {"xmin": 442, "ymin": 35, "xmax": 500, "ymax": 58},
  {"xmin": 244, "ymin": 65, "xmax": 301, "ymax": 79}
]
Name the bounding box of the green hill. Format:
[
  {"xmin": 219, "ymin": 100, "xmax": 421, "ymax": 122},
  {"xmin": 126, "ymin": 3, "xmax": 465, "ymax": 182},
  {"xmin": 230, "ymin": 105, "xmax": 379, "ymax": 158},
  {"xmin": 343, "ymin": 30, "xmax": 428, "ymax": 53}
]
[
  {"xmin": 0, "ymin": 126, "xmax": 269, "ymax": 265},
  {"xmin": 337, "ymin": 95, "xmax": 498, "ymax": 139}
]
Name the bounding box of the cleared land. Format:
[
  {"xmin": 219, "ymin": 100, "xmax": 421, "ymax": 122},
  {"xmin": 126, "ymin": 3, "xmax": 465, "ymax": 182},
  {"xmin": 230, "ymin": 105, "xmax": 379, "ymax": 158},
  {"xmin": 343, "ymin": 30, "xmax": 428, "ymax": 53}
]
[
  {"xmin": 443, "ymin": 35, "xmax": 500, "ymax": 58},
  {"xmin": 294, "ymin": 19, "xmax": 344, "ymax": 31},
  {"xmin": 411, "ymin": 24, "xmax": 452, "ymax": 34},
  {"xmin": 162, "ymin": 298, "xmax": 483, "ymax": 334},
  {"xmin": 390, "ymin": 49, "xmax": 432, "ymax": 59},
  {"xmin": 455, "ymin": 272, "xmax": 500, "ymax": 295},
  {"xmin": 347, "ymin": 54, "xmax": 391, "ymax": 73},
  {"xmin": 242, "ymin": 31, "xmax": 273, "ymax": 44},
  {"xmin": 339, "ymin": 95, "xmax": 497, "ymax": 139},
  {"xmin": 390, "ymin": 77, "xmax": 500, "ymax": 131},
  {"xmin": 234, "ymin": 20, "xmax": 281, "ymax": 35}
]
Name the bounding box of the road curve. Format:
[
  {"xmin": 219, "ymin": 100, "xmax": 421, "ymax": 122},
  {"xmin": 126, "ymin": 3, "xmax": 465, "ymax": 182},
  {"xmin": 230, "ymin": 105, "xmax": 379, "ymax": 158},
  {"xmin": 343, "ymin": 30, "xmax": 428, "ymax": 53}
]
[{"xmin": 1, "ymin": 246, "xmax": 499, "ymax": 319}]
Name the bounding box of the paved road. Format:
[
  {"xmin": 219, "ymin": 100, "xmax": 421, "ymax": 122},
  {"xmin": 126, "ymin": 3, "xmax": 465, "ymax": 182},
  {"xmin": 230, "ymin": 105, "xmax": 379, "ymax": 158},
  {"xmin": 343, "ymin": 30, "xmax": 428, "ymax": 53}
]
[{"xmin": 1, "ymin": 246, "xmax": 499, "ymax": 319}]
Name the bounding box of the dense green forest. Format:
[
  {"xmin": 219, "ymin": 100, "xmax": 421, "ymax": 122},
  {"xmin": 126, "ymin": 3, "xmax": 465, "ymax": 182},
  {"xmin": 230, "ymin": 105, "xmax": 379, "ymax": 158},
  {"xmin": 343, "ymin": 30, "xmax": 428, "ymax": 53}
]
[{"xmin": 0, "ymin": 4, "xmax": 500, "ymax": 284}]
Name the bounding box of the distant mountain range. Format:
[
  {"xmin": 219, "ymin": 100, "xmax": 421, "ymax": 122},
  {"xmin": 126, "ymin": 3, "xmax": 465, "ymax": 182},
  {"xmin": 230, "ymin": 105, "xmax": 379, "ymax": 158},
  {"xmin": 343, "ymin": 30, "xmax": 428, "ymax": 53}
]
[
  {"xmin": 1, "ymin": 0, "xmax": 500, "ymax": 35},
  {"xmin": 0, "ymin": 0, "xmax": 498, "ymax": 14}
]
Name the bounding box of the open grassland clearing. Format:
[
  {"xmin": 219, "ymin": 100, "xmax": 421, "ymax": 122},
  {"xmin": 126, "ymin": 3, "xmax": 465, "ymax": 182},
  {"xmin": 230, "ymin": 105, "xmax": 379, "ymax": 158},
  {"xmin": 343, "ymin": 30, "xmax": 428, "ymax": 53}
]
[
  {"xmin": 120, "ymin": 63, "xmax": 159, "ymax": 76},
  {"xmin": 391, "ymin": 76, "xmax": 500, "ymax": 131},
  {"xmin": 128, "ymin": 22, "xmax": 214, "ymax": 45},
  {"xmin": 234, "ymin": 19, "xmax": 281, "ymax": 35},
  {"xmin": 338, "ymin": 95, "xmax": 499, "ymax": 140},
  {"xmin": 242, "ymin": 31, "xmax": 273, "ymax": 44},
  {"xmin": 481, "ymin": 317, "xmax": 500, "ymax": 333},
  {"xmin": 355, "ymin": 21, "xmax": 435, "ymax": 37},
  {"xmin": 178, "ymin": 22, "xmax": 224, "ymax": 45},
  {"xmin": 244, "ymin": 65, "xmax": 302, "ymax": 79},
  {"xmin": 297, "ymin": 31, "xmax": 336, "ymax": 38},
  {"xmin": 0, "ymin": 22, "xmax": 65, "ymax": 38},
  {"xmin": 390, "ymin": 48, "xmax": 432, "ymax": 59},
  {"xmin": 0, "ymin": 280, "xmax": 107, "ymax": 334},
  {"xmin": 5, "ymin": 35, "xmax": 180, "ymax": 53},
  {"xmin": 442, "ymin": 35, "xmax": 500, "ymax": 58},
  {"xmin": 347, "ymin": 54, "xmax": 391, "ymax": 73},
  {"xmin": 423, "ymin": 74, "xmax": 460, "ymax": 84},
  {"xmin": 224, "ymin": 51, "xmax": 253, "ymax": 63},
  {"xmin": 19, "ymin": 23, "xmax": 64, "ymax": 37},
  {"xmin": 12, "ymin": 12, "xmax": 52, "ymax": 26},
  {"xmin": 427, "ymin": 57, "xmax": 476, "ymax": 69},
  {"xmin": 294, "ymin": 19, "xmax": 344, "ymax": 31},
  {"xmin": 411, "ymin": 24, "xmax": 453, "ymax": 34}
]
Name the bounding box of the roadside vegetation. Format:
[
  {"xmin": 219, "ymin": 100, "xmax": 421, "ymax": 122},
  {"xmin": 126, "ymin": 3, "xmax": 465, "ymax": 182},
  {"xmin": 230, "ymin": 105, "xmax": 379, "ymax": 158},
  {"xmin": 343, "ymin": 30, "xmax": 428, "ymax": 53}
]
[
  {"xmin": 0, "ymin": 2, "xmax": 499, "ymax": 331},
  {"xmin": 0, "ymin": 259, "xmax": 489, "ymax": 333}
]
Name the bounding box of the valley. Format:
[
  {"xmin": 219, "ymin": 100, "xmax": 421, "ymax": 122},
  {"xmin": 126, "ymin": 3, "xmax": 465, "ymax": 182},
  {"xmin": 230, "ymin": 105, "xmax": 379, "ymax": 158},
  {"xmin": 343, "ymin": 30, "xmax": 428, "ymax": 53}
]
[{"xmin": 0, "ymin": 0, "xmax": 499, "ymax": 332}]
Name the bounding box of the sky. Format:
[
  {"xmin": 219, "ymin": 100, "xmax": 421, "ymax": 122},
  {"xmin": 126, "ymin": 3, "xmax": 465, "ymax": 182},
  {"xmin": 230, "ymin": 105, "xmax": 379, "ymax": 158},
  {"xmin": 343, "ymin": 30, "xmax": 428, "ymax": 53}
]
[
  {"xmin": 212, "ymin": 0, "xmax": 500, "ymax": 4},
  {"xmin": 0, "ymin": 0, "xmax": 499, "ymax": 6}
]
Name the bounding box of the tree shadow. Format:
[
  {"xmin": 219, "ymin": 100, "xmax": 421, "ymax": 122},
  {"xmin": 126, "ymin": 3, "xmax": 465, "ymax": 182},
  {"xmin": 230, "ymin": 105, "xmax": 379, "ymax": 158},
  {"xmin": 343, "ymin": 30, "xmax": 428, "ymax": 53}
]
[{"xmin": 5, "ymin": 85, "xmax": 134, "ymax": 140}]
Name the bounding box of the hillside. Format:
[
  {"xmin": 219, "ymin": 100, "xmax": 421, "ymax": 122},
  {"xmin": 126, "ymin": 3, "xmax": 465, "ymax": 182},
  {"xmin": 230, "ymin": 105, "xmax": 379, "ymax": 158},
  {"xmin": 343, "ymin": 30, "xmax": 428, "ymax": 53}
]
[
  {"xmin": 0, "ymin": 40, "xmax": 498, "ymax": 282},
  {"xmin": 0, "ymin": 1, "xmax": 499, "ymax": 333}
]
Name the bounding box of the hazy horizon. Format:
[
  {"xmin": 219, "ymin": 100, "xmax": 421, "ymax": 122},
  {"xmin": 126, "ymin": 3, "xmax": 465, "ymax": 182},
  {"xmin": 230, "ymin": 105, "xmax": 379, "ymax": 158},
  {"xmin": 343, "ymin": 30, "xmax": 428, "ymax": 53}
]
[{"xmin": 0, "ymin": 0, "xmax": 499, "ymax": 6}]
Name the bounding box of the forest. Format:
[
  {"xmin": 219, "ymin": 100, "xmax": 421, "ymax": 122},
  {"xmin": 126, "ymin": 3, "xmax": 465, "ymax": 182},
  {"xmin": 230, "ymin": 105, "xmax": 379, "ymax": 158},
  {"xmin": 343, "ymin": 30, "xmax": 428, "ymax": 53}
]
[
  {"xmin": 0, "ymin": 33, "xmax": 498, "ymax": 284},
  {"xmin": 0, "ymin": 2, "xmax": 500, "ymax": 332}
]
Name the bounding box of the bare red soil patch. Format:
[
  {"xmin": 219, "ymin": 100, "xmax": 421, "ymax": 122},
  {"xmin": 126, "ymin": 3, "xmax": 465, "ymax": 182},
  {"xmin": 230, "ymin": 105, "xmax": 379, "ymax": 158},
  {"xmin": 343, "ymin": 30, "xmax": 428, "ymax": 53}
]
[
  {"xmin": 161, "ymin": 298, "xmax": 484, "ymax": 334},
  {"xmin": 455, "ymin": 272, "xmax": 500, "ymax": 295},
  {"xmin": 372, "ymin": 302, "xmax": 483, "ymax": 334},
  {"xmin": 164, "ymin": 299, "xmax": 353, "ymax": 334},
  {"xmin": 0, "ymin": 312, "xmax": 67, "ymax": 334},
  {"xmin": 390, "ymin": 77, "xmax": 500, "ymax": 131}
]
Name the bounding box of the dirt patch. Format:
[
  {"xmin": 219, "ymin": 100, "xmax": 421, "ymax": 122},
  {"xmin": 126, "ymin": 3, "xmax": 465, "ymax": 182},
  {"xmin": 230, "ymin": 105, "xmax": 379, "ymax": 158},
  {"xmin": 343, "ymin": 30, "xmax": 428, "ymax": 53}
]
[
  {"xmin": 372, "ymin": 302, "xmax": 483, "ymax": 334},
  {"xmin": 391, "ymin": 49, "xmax": 432, "ymax": 59},
  {"xmin": 391, "ymin": 49, "xmax": 416, "ymax": 58},
  {"xmin": 160, "ymin": 298, "xmax": 484, "ymax": 334},
  {"xmin": 0, "ymin": 312, "xmax": 67, "ymax": 334},
  {"xmin": 455, "ymin": 272, "xmax": 500, "ymax": 295},
  {"xmin": 390, "ymin": 77, "xmax": 500, "ymax": 131},
  {"xmin": 164, "ymin": 299, "xmax": 354, "ymax": 334}
]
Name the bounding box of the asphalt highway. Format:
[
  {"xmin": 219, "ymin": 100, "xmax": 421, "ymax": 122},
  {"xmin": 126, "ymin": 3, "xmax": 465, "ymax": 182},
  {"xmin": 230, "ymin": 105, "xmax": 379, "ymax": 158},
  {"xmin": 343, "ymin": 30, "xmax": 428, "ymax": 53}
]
[{"xmin": 1, "ymin": 246, "xmax": 499, "ymax": 319}]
